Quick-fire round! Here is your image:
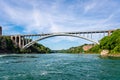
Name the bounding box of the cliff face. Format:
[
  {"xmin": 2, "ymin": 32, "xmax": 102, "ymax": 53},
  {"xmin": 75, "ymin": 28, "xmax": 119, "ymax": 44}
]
[
  {"xmin": 100, "ymin": 50, "xmax": 109, "ymax": 56},
  {"xmin": 83, "ymin": 45, "xmax": 93, "ymax": 51}
]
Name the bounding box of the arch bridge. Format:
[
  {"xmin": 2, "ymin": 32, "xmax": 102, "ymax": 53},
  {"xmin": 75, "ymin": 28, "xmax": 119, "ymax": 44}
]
[{"xmin": 9, "ymin": 30, "xmax": 114, "ymax": 49}]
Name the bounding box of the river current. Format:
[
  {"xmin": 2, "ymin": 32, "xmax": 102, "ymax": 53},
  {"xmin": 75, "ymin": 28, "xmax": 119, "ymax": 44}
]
[{"xmin": 0, "ymin": 53, "xmax": 120, "ymax": 80}]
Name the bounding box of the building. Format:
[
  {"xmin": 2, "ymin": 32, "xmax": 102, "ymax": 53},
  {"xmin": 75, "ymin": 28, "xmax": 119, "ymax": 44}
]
[{"xmin": 0, "ymin": 26, "xmax": 2, "ymax": 36}]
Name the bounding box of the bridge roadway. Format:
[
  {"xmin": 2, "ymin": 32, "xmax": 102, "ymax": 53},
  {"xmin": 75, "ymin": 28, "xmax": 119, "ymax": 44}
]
[
  {"xmin": 5, "ymin": 30, "xmax": 113, "ymax": 37},
  {"xmin": 6, "ymin": 30, "xmax": 114, "ymax": 49}
]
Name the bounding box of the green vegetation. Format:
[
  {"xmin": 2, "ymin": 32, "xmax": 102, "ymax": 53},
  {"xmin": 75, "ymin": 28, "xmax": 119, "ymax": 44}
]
[
  {"xmin": 87, "ymin": 29, "xmax": 120, "ymax": 54},
  {"xmin": 58, "ymin": 29, "xmax": 120, "ymax": 54},
  {"xmin": 58, "ymin": 45, "xmax": 84, "ymax": 53},
  {"xmin": 22, "ymin": 43, "xmax": 51, "ymax": 53},
  {"xmin": 86, "ymin": 44, "xmax": 100, "ymax": 53},
  {"xmin": 0, "ymin": 36, "xmax": 51, "ymax": 53},
  {"xmin": 0, "ymin": 36, "xmax": 20, "ymax": 53}
]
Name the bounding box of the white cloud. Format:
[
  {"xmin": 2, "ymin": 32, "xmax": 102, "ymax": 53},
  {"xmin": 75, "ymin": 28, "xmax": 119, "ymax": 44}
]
[
  {"xmin": 84, "ymin": 1, "xmax": 97, "ymax": 13},
  {"xmin": 0, "ymin": 0, "xmax": 120, "ymax": 45}
]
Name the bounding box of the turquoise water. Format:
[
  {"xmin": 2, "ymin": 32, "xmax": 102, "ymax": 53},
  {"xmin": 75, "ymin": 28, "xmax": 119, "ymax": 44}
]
[{"xmin": 0, "ymin": 53, "xmax": 120, "ymax": 80}]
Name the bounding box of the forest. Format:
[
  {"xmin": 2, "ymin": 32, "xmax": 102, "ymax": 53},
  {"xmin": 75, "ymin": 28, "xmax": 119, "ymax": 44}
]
[
  {"xmin": 59, "ymin": 29, "xmax": 120, "ymax": 54},
  {"xmin": 0, "ymin": 36, "xmax": 51, "ymax": 53},
  {"xmin": 88, "ymin": 29, "xmax": 120, "ymax": 54}
]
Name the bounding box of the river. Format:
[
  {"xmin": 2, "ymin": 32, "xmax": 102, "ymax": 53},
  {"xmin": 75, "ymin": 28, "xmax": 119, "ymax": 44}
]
[{"xmin": 0, "ymin": 53, "xmax": 120, "ymax": 80}]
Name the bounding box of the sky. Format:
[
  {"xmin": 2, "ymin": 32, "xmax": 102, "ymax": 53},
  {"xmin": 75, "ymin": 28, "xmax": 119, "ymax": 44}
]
[{"xmin": 0, "ymin": 0, "xmax": 120, "ymax": 50}]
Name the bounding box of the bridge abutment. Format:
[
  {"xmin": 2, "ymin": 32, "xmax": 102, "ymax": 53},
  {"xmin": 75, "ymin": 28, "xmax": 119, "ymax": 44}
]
[
  {"xmin": 11, "ymin": 35, "xmax": 33, "ymax": 49},
  {"xmin": 108, "ymin": 30, "xmax": 113, "ymax": 36},
  {"xmin": 11, "ymin": 35, "xmax": 25, "ymax": 48}
]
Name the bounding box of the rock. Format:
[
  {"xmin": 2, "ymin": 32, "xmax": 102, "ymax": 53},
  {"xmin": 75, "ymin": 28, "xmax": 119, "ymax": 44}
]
[
  {"xmin": 100, "ymin": 50, "xmax": 109, "ymax": 56},
  {"xmin": 83, "ymin": 45, "xmax": 93, "ymax": 51}
]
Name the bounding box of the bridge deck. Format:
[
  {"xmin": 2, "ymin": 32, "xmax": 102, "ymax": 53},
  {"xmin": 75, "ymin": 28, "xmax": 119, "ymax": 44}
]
[{"xmin": 3, "ymin": 30, "xmax": 115, "ymax": 36}]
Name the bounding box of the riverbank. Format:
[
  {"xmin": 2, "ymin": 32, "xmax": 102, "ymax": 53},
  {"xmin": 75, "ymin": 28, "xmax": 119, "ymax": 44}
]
[
  {"xmin": 107, "ymin": 54, "xmax": 120, "ymax": 57},
  {"xmin": 100, "ymin": 50, "xmax": 120, "ymax": 58},
  {"xmin": 100, "ymin": 53, "xmax": 120, "ymax": 60}
]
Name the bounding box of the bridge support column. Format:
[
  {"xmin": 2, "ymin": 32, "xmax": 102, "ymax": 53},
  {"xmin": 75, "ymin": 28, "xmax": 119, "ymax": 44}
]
[
  {"xmin": 11, "ymin": 36, "xmax": 17, "ymax": 46},
  {"xmin": 91, "ymin": 33, "xmax": 92, "ymax": 39},
  {"xmin": 18, "ymin": 36, "xmax": 21, "ymax": 48},
  {"xmin": 11, "ymin": 36, "xmax": 26, "ymax": 48},
  {"xmin": 108, "ymin": 30, "xmax": 112, "ymax": 36},
  {"xmin": 28, "ymin": 36, "xmax": 31, "ymax": 43},
  {"xmin": 25, "ymin": 37, "xmax": 29, "ymax": 45},
  {"xmin": 21, "ymin": 36, "xmax": 24, "ymax": 48},
  {"xmin": 11, "ymin": 36, "xmax": 13, "ymax": 43},
  {"xmin": 25, "ymin": 37, "xmax": 27, "ymax": 45}
]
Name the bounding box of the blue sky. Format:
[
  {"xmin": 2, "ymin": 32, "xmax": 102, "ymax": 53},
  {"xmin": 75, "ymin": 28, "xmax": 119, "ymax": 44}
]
[{"xmin": 0, "ymin": 0, "xmax": 120, "ymax": 50}]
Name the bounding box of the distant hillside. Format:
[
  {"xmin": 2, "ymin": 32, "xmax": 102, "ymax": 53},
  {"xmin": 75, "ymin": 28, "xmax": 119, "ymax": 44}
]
[
  {"xmin": 58, "ymin": 44, "xmax": 94, "ymax": 53},
  {"xmin": 0, "ymin": 36, "xmax": 51, "ymax": 53},
  {"xmin": 87, "ymin": 29, "xmax": 120, "ymax": 54}
]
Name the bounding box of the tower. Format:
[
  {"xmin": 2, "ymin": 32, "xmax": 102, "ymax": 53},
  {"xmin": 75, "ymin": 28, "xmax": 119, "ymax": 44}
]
[{"xmin": 0, "ymin": 26, "xmax": 2, "ymax": 36}]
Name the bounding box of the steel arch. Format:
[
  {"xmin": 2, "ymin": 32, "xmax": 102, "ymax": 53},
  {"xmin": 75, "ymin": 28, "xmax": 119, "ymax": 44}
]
[{"xmin": 22, "ymin": 34, "xmax": 99, "ymax": 49}]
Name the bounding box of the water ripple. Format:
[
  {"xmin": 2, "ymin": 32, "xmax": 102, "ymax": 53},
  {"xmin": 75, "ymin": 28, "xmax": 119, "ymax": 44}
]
[{"xmin": 0, "ymin": 53, "xmax": 120, "ymax": 80}]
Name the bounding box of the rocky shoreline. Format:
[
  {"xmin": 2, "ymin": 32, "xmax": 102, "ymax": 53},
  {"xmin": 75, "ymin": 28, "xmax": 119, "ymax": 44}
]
[
  {"xmin": 107, "ymin": 54, "xmax": 120, "ymax": 57},
  {"xmin": 100, "ymin": 50, "xmax": 120, "ymax": 57}
]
